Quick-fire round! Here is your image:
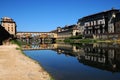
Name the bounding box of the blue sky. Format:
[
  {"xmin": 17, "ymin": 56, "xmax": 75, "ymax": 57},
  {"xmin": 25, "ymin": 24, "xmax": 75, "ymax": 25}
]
[{"xmin": 0, "ymin": 0, "xmax": 120, "ymax": 32}]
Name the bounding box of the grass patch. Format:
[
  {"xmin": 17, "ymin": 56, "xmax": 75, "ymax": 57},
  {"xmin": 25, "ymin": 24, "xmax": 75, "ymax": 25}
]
[
  {"xmin": 11, "ymin": 39, "xmax": 22, "ymax": 47},
  {"xmin": 10, "ymin": 39, "xmax": 26, "ymax": 55},
  {"xmin": 50, "ymin": 77, "xmax": 55, "ymax": 80},
  {"xmin": 64, "ymin": 38, "xmax": 97, "ymax": 43},
  {"xmin": 69, "ymin": 35, "xmax": 83, "ymax": 39},
  {"xmin": 16, "ymin": 47, "xmax": 21, "ymax": 50},
  {"xmin": 78, "ymin": 39, "xmax": 97, "ymax": 43}
]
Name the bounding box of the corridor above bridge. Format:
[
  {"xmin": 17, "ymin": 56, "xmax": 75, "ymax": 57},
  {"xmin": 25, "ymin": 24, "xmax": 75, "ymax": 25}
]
[{"xmin": 16, "ymin": 32, "xmax": 57, "ymax": 39}]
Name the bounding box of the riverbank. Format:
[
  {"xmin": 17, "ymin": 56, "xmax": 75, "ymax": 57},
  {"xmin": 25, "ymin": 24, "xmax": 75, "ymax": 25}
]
[
  {"xmin": 0, "ymin": 44, "xmax": 51, "ymax": 80},
  {"xmin": 64, "ymin": 38, "xmax": 120, "ymax": 43}
]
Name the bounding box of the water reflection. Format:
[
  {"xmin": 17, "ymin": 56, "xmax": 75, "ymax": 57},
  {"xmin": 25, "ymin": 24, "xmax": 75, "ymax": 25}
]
[
  {"xmin": 22, "ymin": 42, "xmax": 120, "ymax": 73},
  {"xmin": 77, "ymin": 43, "xmax": 120, "ymax": 72},
  {"xmin": 22, "ymin": 43, "xmax": 57, "ymax": 50}
]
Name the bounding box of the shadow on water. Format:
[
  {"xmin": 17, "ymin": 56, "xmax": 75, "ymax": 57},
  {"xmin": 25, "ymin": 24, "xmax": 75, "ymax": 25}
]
[{"xmin": 20, "ymin": 39, "xmax": 120, "ymax": 80}]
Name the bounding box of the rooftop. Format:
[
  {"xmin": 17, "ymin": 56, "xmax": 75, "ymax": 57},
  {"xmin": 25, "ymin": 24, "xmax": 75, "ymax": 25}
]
[{"xmin": 78, "ymin": 8, "xmax": 120, "ymax": 21}]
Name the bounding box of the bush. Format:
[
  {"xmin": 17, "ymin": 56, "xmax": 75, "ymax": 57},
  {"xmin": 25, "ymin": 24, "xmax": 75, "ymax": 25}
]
[
  {"xmin": 69, "ymin": 35, "xmax": 83, "ymax": 39},
  {"xmin": 11, "ymin": 39, "xmax": 22, "ymax": 47}
]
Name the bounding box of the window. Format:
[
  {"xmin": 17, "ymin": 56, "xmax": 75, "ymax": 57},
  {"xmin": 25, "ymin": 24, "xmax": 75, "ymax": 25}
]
[
  {"xmin": 98, "ymin": 29, "xmax": 100, "ymax": 33},
  {"xmin": 103, "ymin": 29, "xmax": 105, "ymax": 33},
  {"xmin": 86, "ymin": 24, "xmax": 88, "ymax": 26},
  {"xmin": 117, "ymin": 24, "xmax": 119, "ymax": 28},
  {"xmin": 8, "ymin": 27, "xmax": 10, "ymax": 31},
  {"xmin": 100, "ymin": 21, "xmax": 102, "ymax": 24},
  {"xmin": 11, "ymin": 24, "xmax": 13, "ymax": 27},
  {"xmin": 94, "ymin": 21, "xmax": 96, "ymax": 25},
  {"xmin": 11, "ymin": 27, "xmax": 13, "ymax": 32},
  {"xmin": 85, "ymin": 22, "xmax": 90, "ymax": 27},
  {"xmin": 98, "ymin": 20, "xmax": 103, "ymax": 25},
  {"xmin": 8, "ymin": 24, "xmax": 10, "ymax": 26},
  {"xmin": 98, "ymin": 19, "xmax": 105, "ymax": 25},
  {"xmin": 91, "ymin": 21, "xmax": 93, "ymax": 26},
  {"xmin": 102, "ymin": 19, "xmax": 105, "ymax": 24}
]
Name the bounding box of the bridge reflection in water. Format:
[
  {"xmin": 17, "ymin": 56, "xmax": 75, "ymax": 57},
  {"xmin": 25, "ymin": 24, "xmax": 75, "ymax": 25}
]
[
  {"xmin": 22, "ymin": 43, "xmax": 57, "ymax": 50},
  {"xmin": 21, "ymin": 41, "xmax": 120, "ymax": 73}
]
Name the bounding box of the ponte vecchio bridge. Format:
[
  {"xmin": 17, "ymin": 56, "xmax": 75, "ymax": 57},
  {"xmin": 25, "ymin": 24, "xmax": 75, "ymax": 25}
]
[{"xmin": 16, "ymin": 32, "xmax": 57, "ymax": 43}]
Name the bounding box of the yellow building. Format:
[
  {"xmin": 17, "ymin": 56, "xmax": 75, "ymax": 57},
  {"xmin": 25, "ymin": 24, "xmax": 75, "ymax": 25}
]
[
  {"xmin": 57, "ymin": 25, "xmax": 80, "ymax": 40},
  {"xmin": 1, "ymin": 17, "xmax": 17, "ymax": 36}
]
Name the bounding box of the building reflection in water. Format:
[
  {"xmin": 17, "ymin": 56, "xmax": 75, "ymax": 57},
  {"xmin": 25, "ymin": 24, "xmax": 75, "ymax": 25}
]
[
  {"xmin": 55, "ymin": 43, "xmax": 120, "ymax": 72},
  {"xmin": 78, "ymin": 43, "xmax": 120, "ymax": 72},
  {"xmin": 21, "ymin": 40, "xmax": 120, "ymax": 72}
]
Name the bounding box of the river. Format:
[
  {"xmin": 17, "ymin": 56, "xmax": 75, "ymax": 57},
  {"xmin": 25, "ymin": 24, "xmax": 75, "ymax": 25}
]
[{"xmin": 22, "ymin": 43, "xmax": 120, "ymax": 80}]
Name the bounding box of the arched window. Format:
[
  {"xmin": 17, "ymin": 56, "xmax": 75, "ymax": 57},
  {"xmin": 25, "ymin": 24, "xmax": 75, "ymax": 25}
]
[{"xmin": 76, "ymin": 32, "xmax": 78, "ymax": 36}]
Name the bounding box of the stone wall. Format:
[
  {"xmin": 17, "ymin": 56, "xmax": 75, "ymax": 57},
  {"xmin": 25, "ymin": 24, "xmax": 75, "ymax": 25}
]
[{"xmin": 93, "ymin": 33, "xmax": 120, "ymax": 40}]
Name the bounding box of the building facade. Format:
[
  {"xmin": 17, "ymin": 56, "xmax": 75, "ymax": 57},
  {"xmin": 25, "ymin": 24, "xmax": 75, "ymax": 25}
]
[
  {"xmin": 115, "ymin": 12, "xmax": 120, "ymax": 33},
  {"xmin": 57, "ymin": 25, "xmax": 80, "ymax": 40},
  {"xmin": 1, "ymin": 17, "xmax": 17, "ymax": 36},
  {"xmin": 77, "ymin": 9, "xmax": 120, "ymax": 39}
]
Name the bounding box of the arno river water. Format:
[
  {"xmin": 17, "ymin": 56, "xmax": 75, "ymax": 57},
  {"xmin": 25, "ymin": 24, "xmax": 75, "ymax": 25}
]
[{"xmin": 22, "ymin": 42, "xmax": 120, "ymax": 80}]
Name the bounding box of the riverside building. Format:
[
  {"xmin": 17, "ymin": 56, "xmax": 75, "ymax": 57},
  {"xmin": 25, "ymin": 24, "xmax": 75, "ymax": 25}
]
[
  {"xmin": 57, "ymin": 25, "xmax": 80, "ymax": 40},
  {"xmin": 77, "ymin": 8, "xmax": 120, "ymax": 39},
  {"xmin": 1, "ymin": 17, "xmax": 17, "ymax": 37},
  {"xmin": 115, "ymin": 12, "xmax": 120, "ymax": 33}
]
